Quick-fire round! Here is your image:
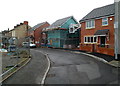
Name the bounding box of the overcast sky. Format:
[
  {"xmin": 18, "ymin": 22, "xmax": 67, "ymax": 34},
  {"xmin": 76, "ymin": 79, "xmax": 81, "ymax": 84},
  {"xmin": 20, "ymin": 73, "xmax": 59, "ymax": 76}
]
[{"xmin": 0, "ymin": 0, "xmax": 114, "ymax": 31}]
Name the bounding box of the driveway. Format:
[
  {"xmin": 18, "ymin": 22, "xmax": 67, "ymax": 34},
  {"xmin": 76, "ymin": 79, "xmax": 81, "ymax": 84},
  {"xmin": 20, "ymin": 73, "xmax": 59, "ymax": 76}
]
[
  {"xmin": 35, "ymin": 48, "xmax": 119, "ymax": 84},
  {"xmin": 3, "ymin": 49, "xmax": 48, "ymax": 84}
]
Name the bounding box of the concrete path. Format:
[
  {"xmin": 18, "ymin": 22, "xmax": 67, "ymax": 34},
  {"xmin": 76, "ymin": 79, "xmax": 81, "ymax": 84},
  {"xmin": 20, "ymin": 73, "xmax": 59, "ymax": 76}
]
[
  {"xmin": 3, "ymin": 50, "xmax": 48, "ymax": 84},
  {"xmin": 36, "ymin": 48, "xmax": 119, "ymax": 84}
]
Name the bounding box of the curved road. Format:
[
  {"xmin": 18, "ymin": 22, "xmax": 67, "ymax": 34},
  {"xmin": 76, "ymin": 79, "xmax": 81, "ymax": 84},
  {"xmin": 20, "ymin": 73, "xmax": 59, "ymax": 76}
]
[
  {"xmin": 36, "ymin": 48, "xmax": 118, "ymax": 84},
  {"xmin": 3, "ymin": 49, "xmax": 48, "ymax": 84},
  {"xmin": 3, "ymin": 48, "xmax": 119, "ymax": 84}
]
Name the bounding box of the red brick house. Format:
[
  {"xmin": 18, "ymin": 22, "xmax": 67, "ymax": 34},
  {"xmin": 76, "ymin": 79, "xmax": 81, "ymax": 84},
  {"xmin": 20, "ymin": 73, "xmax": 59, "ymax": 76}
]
[
  {"xmin": 41, "ymin": 27, "xmax": 49, "ymax": 47},
  {"xmin": 29, "ymin": 22, "xmax": 50, "ymax": 47},
  {"xmin": 79, "ymin": 4, "xmax": 115, "ymax": 56}
]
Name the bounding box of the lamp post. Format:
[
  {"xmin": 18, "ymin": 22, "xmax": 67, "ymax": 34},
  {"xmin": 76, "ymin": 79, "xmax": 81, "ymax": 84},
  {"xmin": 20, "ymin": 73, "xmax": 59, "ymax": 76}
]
[{"xmin": 115, "ymin": 0, "xmax": 120, "ymax": 60}]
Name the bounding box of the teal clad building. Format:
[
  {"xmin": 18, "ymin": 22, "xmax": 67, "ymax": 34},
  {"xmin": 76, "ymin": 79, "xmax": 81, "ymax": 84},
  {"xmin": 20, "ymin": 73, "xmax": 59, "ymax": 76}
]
[{"xmin": 46, "ymin": 16, "xmax": 80, "ymax": 48}]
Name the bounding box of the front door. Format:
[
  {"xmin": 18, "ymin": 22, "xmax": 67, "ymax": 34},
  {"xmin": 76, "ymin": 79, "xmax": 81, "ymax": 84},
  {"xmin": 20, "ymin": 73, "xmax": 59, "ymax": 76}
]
[{"xmin": 100, "ymin": 36, "xmax": 106, "ymax": 47}]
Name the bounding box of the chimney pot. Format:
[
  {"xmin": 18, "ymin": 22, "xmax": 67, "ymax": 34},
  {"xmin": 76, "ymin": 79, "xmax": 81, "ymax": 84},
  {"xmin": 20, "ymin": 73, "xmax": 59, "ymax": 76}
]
[
  {"xmin": 20, "ymin": 23, "xmax": 23, "ymax": 25},
  {"xmin": 23, "ymin": 21, "xmax": 28, "ymax": 25}
]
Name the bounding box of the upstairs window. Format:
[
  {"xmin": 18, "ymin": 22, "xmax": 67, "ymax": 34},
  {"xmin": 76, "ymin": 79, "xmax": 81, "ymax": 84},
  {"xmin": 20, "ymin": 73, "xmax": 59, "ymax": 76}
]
[
  {"xmin": 69, "ymin": 24, "xmax": 80, "ymax": 33},
  {"xmin": 102, "ymin": 18, "xmax": 108, "ymax": 26},
  {"xmin": 86, "ymin": 20, "xmax": 95, "ymax": 29},
  {"xmin": 70, "ymin": 28, "xmax": 73, "ymax": 33}
]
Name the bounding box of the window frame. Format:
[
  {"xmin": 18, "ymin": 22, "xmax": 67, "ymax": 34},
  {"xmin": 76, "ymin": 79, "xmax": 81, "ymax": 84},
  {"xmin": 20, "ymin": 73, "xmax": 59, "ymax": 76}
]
[
  {"xmin": 102, "ymin": 17, "xmax": 108, "ymax": 26},
  {"xmin": 86, "ymin": 20, "xmax": 95, "ymax": 29},
  {"xmin": 84, "ymin": 36, "xmax": 97, "ymax": 43}
]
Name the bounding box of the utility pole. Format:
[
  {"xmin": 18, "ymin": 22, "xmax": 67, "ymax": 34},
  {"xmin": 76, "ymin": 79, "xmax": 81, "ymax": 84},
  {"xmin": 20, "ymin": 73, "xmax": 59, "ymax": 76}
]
[{"xmin": 115, "ymin": 0, "xmax": 120, "ymax": 60}]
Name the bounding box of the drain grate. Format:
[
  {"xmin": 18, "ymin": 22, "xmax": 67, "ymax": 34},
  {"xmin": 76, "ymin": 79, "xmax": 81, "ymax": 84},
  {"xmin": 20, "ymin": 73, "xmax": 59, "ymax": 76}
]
[{"xmin": 47, "ymin": 74, "xmax": 56, "ymax": 77}]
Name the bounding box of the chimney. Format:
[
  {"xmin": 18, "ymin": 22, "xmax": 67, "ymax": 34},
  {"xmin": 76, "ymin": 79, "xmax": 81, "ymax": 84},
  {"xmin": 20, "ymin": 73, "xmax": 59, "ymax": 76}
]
[
  {"xmin": 17, "ymin": 24, "xmax": 20, "ymax": 27},
  {"xmin": 23, "ymin": 21, "xmax": 28, "ymax": 25},
  {"xmin": 20, "ymin": 23, "xmax": 23, "ymax": 25},
  {"xmin": 14, "ymin": 26, "xmax": 17, "ymax": 28}
]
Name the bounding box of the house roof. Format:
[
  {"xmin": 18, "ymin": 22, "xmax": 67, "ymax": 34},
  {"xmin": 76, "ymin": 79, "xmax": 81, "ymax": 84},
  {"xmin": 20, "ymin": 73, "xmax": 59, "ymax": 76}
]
[
  {"xmin": 29, "ymin": 22, "xmax": 47, "ymax": 31},
  {"xmin": 47, "ymin": 16, "xmax": 73, "ymax": 29},
  {"xmin": 94, "ymin": 29, "xmax": 109, "ymax": 36},
  {"xmin": 80, "ymin": 4, "xmax": 115, "ymax": 22}
]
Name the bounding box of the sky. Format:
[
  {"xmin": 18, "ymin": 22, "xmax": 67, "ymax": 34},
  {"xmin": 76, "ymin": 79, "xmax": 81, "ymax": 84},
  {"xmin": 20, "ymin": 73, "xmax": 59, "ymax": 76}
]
[{"xmin": 0, "ymin": 0, "xmax": 114, "ymax": 31}]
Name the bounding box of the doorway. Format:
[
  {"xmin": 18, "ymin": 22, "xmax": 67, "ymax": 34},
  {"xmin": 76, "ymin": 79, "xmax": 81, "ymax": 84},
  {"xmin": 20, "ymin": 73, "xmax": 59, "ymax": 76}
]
[{"xmin": 100, "ymin": 36, "xmax": 106, "ymax": 47}]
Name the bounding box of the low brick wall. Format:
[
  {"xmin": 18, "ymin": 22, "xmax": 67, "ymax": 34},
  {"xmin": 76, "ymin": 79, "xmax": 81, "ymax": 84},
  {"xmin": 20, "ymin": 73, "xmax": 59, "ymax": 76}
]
[
  {"xmin": 80, "ymin": 44, "xmax": 93, "ymax": 52},
  {"xmin": 80, "ymin": 44, "xmax": 114, "ymax": 56},
  {"xmin": 96, "ymin": 47, "xmax": 114, "ymax": 56}
]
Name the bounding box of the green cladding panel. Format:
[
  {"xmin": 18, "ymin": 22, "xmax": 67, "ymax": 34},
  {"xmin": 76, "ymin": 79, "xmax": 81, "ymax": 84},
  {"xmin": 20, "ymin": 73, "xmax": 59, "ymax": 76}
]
[
  {"xmin": 61, "ymin": 17, "xmax": 78, "ymax": 29},
  {"xmin": 47, "ymin": 17, "xmax": 79, "ymax": 48},
  {"xmin": 47, "ymin": 30, "xmax": 60, "ymax": 48}
]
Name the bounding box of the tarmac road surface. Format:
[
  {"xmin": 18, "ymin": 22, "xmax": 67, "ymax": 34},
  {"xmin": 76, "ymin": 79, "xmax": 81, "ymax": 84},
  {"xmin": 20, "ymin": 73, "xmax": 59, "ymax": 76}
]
[
  {"xmin": 3, "ymin": 49, "xmax": 48, "ymax": 84},
  {"xmin": 36, "ymin": 48, "xmax": 119, "ymax": 84}
]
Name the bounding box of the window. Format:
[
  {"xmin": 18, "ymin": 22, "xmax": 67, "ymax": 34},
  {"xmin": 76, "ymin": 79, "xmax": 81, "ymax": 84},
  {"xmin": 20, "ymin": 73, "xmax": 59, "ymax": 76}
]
[
  {"xmin": 85, "ymin": 37, "xmax": 87, "ymax": 42},
  {"xmin": 70, "ymin": 28, "xmax": 73, "ymax": 33},
  {"xmin": 94, "ymin": 37, "xmax": 97, "ymax": 43},
  {"xmin": 86, "ymin": 20, "xmax": 95, "ymax": 29},
  {"xmin": 88, "ymin": 37, "xmax": 90, "ymax": 42},
  {"xmin": 84, "ymin": 36, "xmax": 97, "ymax": 43},
  {"xmin": 91, "ymin": 37, "xmax": 93, "ymax": 42},
  {"xmin": 69, "ymin": 24, "xmax": 79, "ymax": 33},
  {"xmin": 102, "ymin": 18, "xmax": 108, "ymax": 26}
]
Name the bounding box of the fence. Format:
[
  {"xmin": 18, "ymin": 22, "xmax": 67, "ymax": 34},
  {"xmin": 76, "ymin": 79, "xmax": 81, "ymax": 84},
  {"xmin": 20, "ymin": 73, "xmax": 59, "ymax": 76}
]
[{"xmin": 1, "ymin": 36, "xmax": 30, "ymax": 77}]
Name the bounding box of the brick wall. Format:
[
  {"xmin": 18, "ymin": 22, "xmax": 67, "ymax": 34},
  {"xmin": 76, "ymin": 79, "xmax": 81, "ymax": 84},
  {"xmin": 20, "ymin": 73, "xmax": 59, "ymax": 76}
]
[
  {"xmin": 34, "ymin": 22, "xmax": 50, "ymax": 47},
  {"xmin": 80, "ymin": 16, "xmax": 115, "ymax": 56}
]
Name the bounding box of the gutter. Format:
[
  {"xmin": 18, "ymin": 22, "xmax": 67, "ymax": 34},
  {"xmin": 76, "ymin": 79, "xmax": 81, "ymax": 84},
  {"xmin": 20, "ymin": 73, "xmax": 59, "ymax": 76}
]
[{"xmin": 79, "ymin": 14, "xmax": 115, "ymax": 23}]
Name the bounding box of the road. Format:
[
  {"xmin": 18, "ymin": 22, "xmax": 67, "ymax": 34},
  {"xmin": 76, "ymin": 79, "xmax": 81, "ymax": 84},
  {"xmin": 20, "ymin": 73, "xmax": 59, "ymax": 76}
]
[
  {"xmin": 3, "ymin": 49, "xmax": 48, "ymax": 84},
  {"xmin": 3, "ymin": 48, "xmax": 119, "ymax": 84},
  {"xmin": 35, "ymin": 48, "xmax": 118, "ymax": 84}
]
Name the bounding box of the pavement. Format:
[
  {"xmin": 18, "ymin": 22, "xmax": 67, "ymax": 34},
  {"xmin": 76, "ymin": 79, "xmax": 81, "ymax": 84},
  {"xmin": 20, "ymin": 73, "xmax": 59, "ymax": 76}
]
[
  {"xmin": 2, "ymin": 49, "xmax": 49, "ymax": 84},
  {"xmin": 70, "ymin": 51, "xmax": 120, "ymax": 68},
  {"xmin": 35, "ymin": 48, "xmax": 119, "ymax": 84}
]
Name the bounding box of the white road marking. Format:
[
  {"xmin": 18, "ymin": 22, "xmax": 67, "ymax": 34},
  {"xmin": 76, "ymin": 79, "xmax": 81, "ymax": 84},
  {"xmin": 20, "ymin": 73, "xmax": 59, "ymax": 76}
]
[{"xmin": 31, "ymin": 49, "xmax": 51, "ymax": 85}]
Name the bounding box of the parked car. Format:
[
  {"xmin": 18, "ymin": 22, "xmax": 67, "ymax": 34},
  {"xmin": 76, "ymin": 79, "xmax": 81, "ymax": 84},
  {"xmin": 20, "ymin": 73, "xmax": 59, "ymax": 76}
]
[
  {"xmin": 29, "ymin": 42, "xmax": 36, "ymax": 48},
  {"xmin": 22, "ymin": 42, "xmax": 36, "ymax": 48},
  {"xmin": 0, "ymin": 48, "xmax": 8, "ymax": 52},
  {"xmin": 22, "ymin": 42, "xmax": 29, "ymax": 48}
]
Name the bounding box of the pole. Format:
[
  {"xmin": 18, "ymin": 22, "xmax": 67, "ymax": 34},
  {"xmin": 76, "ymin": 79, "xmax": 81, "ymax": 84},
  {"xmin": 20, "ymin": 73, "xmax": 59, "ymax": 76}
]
[{"xmin": 114, "ymin": 0, "xmax": 120, "ymax": 59}]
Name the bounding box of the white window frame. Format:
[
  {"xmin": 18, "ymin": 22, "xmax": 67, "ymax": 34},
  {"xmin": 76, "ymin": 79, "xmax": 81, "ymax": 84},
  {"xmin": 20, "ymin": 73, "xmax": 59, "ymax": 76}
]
[
  {"xmin": 86, "ymin": 20, "xmax": 95, "ymax": 29},
  {"xmin": 84, "ymin": 36, "xmax": 98, "ymax": 43},
  {"xmin": 69, "ymin": 24, "xmax": 79, "ymax": 33},
  {"xmin": 102, "ymin": 17, "xmax": 108, "ymax": 26},
  {"xmin": 93, "ymin": 36, "xmax": 98, "ymax": 43},
  {"xmin": 84, "ymin": 36, "xmax": 88, "ymax": 43}
]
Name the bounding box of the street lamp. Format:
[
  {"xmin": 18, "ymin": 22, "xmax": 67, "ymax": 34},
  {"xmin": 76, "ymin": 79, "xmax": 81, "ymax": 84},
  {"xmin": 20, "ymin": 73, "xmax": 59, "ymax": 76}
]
[{"xmin": 114, "ymin": 0, "xmax": 120, "ymax": 60}]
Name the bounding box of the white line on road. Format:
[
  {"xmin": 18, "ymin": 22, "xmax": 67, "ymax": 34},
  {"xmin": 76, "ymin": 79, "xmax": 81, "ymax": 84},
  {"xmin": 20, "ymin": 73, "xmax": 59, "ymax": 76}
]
[{"xmin": 31, "ymin": 49, "xmax": 51, "ymax": 85}]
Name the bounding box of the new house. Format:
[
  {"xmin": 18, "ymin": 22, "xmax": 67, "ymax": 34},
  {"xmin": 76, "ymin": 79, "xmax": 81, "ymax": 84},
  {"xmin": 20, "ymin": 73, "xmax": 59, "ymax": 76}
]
[
  {"xmin": 45, "ymin": 16, "xmax": 80, "ymax": 49},
  {"xmin": 28, "ymin": 22, "xmax": 50, "ymax": 47},
  {"xmin": 79, "ymin": 4, "xmax": 115, "ymax": 56}
]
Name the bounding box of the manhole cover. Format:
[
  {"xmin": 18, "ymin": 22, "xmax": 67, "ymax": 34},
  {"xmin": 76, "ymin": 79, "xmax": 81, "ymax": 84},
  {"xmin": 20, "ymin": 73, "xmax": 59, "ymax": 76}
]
[{"xmin": 47, "ymin": 74, "xmax": 56, "ymax": 77}]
